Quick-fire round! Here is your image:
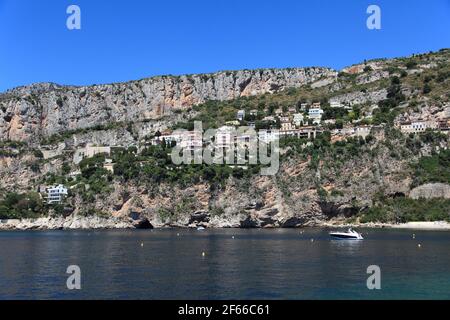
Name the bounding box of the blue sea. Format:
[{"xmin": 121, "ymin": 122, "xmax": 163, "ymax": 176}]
[{"xmin": 0, "ymin": 228, "xmax": 449, "ymax": 299}]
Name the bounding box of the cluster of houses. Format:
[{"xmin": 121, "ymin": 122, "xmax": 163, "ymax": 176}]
[
  {"xmin": 396, "ymin": 117, "xmax": 450, "ymax": 134},
  {"xmin": 23, "ymin": 89, "xmax": 447, "ymax": 210},
  {"xmin": 232, "ymin": 102, "xmax": 327, "ymax": 130},
  {"xmin": 258, "ymin": 102, "xmax": 325, "ymax": 128},
  {"xmin": 33, "ymin": 98, "xmax": 449, "ymax": 193},
  {"xmin": 149, "ymin": 101, "xmax": 374, "ymax": 151}
]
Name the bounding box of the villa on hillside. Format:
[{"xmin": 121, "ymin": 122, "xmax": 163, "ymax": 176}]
[
  {"xmin": 44, "ymin": 185, "xmax": 68, "ymax": 205},
  {"xmin": 215, "ymin": 126, "xmax": 235, "ymax": 152},
  {"xmin": 180, "ymin": 131, "xmax": 203, "ymax": 152},
  {"xmin": 398, "ymin": 120, "xmax": 438, "ymax": 134},
  {"xmin": 279, "ymin": 127, "xmax": 320, "ymax": 139},
  {"xmin": 281, "ymin": 119, "xmax": 295, "ymax": 131},
  {"xmin": 237, "ymin": 110, "xmax": 246, "ymax": 121},
  {"xmin": 308, "ymin": 107, "xmax": 324, "ymax": 125}
]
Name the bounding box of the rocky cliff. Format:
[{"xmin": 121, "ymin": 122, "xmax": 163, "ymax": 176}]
[
  {"xmin": 1, "ymin": 49, "xmax": 449, "ymax": 229},
  {"xmin": 0, "ymin": 68, "xmax": 335, "ymax": 142}
]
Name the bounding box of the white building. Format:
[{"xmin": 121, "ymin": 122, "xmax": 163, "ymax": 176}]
[
  {"xmin": 262, "ymin": 116, "xmax": 276, "ymax": 123},
  {"xmin": 215, "ymin": 126, "xmax": 234, "ymax": 151},
  {"xmin": 400, "ymin": 121, "xmax": 437, "ymax": 134},
  {"xmin": 354, "ymin": 126, "xmax": 372, "ymax": 138},
  {"xmin": 293, "ymin": 113, "xmax": 304, "ymax": 126},
  {"xmin": 45, "ymin": 185, "xmax": 68, "ymax": 204},
  {"xmin": 281, "ymin": 121, "xmax": 294, "ymax": 131},
  {"xmin": 237, "ymin": 110, "xmax": 246, "ymax": 121},
  {"xmin": 180, "ymin": 131, "xmax": 203, "ymax": 151},
  {"xmin": 258, "ymin": 130, "xmax": 280, "ymax": 143},
  {"xmin": 152, "ymin": 131, "xmax": 184, "ymax": 146},
  {"xmin": 330, "ymin": 101, "xmax": 342, "ymax": 108},
  {"xmin": 308, "ymin": 108, "xmax": 324, "ymax": 124},
  {"xmin": 280, "ymin": 127, "xmax": 318, "ymax": 139}
]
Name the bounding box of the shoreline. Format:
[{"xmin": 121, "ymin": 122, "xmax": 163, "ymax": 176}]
[
  {"xmin": 320, "ymin": 221, "xmax": 450, "ymax": 231},
  {"xmin": 1, "ymin": 216, "xmax": 450, "ymax": 231}
]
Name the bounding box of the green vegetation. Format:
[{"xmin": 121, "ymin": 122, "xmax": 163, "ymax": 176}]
[
  {"xmin": 0, "ymin": 192, "xmax": 44, "ymax": 219},
  {"xmin": 112, "ymin": 144, "xmax": 256, "ymax": 190},
  {"xmin": 361, "ymin": 197, "xmax": 450, "ymax": 223},
  {"xmin": 281, "ymin": 131, "xmax": 375, "ymax": 170},
  {"xmin": 77, "ymin": 153, "xmax": 114, "ymax": 201},
  {"xmin": 412, "ymin": 149, "xmax": 450, "ymax": 187},
  {"xmin": 372, "ymin": 77, "xmax": 405, "ymax": 125}
]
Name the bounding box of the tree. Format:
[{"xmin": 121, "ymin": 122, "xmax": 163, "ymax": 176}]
[{"xmin": 423, "ymin": 83, "xmax": 432, "ymax": 94}]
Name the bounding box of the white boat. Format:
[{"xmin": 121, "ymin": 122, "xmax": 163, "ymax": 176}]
[
  {"xmin": 329, "ymin": 228, "xmax": 363, "ymax": 240},
  {"xmin": 197, "ymin": 226, "xmax": 205, "ymax": 231}
]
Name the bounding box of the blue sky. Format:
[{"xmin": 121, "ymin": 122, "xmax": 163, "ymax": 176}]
[{"xmin": 0, "ymin": 0, "xmax": 449, "ymax": 92}]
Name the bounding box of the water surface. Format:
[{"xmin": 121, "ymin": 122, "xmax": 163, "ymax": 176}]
[{"xmin": 0, "ymin": 228, "xmax": 449, "ymax": 299}]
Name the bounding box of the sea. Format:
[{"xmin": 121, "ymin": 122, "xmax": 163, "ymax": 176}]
[{"xmin": 0, "ymin": 228, "xmax": 449, "ymax": 299}]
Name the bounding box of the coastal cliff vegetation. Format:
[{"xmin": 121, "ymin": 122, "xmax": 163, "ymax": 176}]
[{"xmin": 0, "ymin": 49, "xmax": 449, "ymax": 227}]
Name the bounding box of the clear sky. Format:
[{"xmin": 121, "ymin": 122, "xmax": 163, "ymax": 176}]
[{"xmin": 0, "ymin": 0, "xmax": 449, "ymax": 92}]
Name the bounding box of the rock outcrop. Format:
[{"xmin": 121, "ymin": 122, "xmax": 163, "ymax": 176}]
[
  {"xmin": 409, "ymin": 183, "xmax": 450, "ymax": 200},
  {"xmin": 0, "ymin": 215, "xmax": 135, "ymax": 231}
]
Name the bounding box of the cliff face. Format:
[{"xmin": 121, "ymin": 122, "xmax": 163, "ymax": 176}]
[
  {"xmin": 1, "ymin": 49, "xmax": 449, "ymax": 229},
  {"xmin": 0, "ymin": 67, "xmax": 335, "ymax": 142}
]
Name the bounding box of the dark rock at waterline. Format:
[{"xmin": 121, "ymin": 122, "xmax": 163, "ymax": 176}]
[
  {"xmin": 132, "ymin": 218, "xmax": 153, "ymax": 229},
  {"xmin": 240, "ymin": 217, "xmax": 259, "ymax": 228},
  {"xmin": 282, "ymin": 217, "xmax": 306, "ymax": 228},
  {"xmin": 189, "ymin": 211, "xmax": 210, "ymax": 224}
]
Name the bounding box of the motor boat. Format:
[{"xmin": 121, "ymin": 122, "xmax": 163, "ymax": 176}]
[
  {"xmin": 197, "ymin": 226, "xmax": 205, "ymax": 231},
  {"xmin": 329, "ymin": 228, "xmax": 363, "ymax": 240}
]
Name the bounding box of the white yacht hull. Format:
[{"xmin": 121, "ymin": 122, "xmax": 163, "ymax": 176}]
[{"xmin": 329, "ymin": 229, "xmax": 364, "ymax": 240}]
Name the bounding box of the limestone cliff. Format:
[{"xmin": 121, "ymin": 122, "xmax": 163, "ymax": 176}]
[
  {"xmin": 0, "ymin": 67, "xmax": 335, "ymax": 142},
  {"xmin": 1, "ymin": 49, "xmax": 449, "ymax": 229}
]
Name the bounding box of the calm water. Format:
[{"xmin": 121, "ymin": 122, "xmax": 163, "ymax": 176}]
[{"xmin": 0, "ymin": 228, "xmax": 449, "ymax": 300}]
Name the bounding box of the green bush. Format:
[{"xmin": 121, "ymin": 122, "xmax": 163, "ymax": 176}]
[
  {"xmin": 0, "ymin": 192, "xmax": 44, "ymax": 219},
  {"xmin": 412, "ymin": 149, "xmax": 450, "ymax": 186},
  {"xmin": 361, "ymin": 198, "xmax": 450, "ymax": 223}
]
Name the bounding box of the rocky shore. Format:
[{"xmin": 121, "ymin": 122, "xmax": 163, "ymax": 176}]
[
  {"xmin": 1, "ymin": 215, "xmax": 449, "ymax": 231},
  {"xmin": 0, "ymin": 215, "xmax": 142, "ymax": 231}
]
